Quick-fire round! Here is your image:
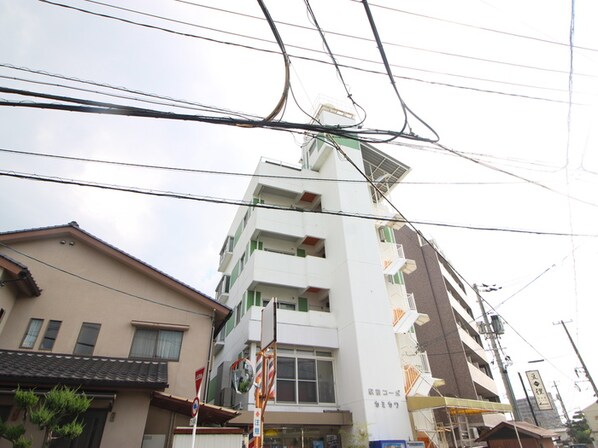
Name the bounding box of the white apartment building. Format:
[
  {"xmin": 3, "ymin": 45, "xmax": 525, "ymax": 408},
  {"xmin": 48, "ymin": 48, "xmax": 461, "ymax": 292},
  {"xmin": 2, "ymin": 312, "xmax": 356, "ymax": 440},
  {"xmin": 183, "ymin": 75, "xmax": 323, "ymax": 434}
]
[{"xmin": 208, "ymin": 105, "xmax": 435, "ymax": 447}]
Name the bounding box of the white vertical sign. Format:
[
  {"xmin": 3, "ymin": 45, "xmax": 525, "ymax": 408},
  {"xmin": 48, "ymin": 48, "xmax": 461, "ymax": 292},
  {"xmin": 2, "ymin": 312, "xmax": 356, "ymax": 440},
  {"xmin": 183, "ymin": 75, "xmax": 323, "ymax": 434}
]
[
  {"xmin": 261, "ymin": 299, "xmax": 277, "ymax": 349},
  {"xmin": 526, "ymin": 370, "xmax": 553, "ymax": 410},
  {"xmin": 253, "ymin": 408, "xmax": 262, "ymax": 437}
]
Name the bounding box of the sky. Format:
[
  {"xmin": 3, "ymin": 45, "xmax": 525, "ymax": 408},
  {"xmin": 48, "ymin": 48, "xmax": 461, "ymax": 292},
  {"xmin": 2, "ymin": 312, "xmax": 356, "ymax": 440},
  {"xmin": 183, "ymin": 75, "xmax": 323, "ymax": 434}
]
[{"xmin": 1, "ymin": 0, "xmax": 597, "ymax": 421}]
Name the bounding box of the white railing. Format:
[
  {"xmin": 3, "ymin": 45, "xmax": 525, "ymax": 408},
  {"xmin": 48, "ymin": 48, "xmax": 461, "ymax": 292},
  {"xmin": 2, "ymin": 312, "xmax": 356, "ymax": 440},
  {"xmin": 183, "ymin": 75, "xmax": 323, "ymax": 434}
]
[
  {"xmin": 420, "ymin": 352, "xmax": 431, "ymax": 373},
  {"xmin": 215, "ymin": 275, "xmax": 230, "ymax": 299},
  {"xmin": 407, "ymin": 293, "xmax": 417, "ymax": 311},
  {"xmin": 219, "ymin": 236, "xmax": 234, "ymax": 265}
]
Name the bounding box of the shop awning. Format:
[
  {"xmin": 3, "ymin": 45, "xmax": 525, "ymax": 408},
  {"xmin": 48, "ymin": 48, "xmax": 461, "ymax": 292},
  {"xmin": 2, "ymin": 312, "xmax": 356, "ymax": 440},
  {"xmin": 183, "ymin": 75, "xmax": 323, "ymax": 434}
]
[
  {"xmin": 151, "ymin": 392, "xmax": 240, "ymax": 425},
  {"xmin": 407, "ymin": 396, "xmax": 512, "ymax": 415}
]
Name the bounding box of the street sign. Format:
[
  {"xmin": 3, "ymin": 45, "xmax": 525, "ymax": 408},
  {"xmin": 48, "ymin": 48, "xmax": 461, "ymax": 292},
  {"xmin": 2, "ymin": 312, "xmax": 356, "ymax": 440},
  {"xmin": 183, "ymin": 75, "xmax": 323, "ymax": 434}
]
[
  {"xmin": 526, "ymin": 370, "xmax": 553, "ymax": 410},
  {"xmin": 191, "ymin": 397, "xmax": 200, "ymax": 417},
  {"xmin": 195, "ymin": 367, "xmax": 205, "ymax": 396},
  {"xmin": 253, "ymin": 408, "xmax": 261, "ymax": 437}
]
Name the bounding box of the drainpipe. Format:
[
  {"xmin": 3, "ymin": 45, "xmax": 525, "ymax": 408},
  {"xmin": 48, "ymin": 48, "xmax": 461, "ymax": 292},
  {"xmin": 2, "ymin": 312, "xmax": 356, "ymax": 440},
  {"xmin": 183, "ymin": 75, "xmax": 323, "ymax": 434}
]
[{"xmin": 203, "ymin": 310, "xmax": 217, "ymax": 403}]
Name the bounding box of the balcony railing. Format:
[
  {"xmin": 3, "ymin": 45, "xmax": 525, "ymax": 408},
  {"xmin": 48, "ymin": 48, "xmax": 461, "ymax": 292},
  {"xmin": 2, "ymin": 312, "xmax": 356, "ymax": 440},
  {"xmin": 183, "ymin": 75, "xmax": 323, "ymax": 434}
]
[
  {"xmin": 215, "ymin": 275, "xmax": 230, "ymax": 302},
  {"xmin": 404, "ymin": 364, "xmax": 421, "ymax": 395},
  {"xmin": 406, "ymin": 293, "xmax": 417, "ymax": 311},
  {"xmin": 218, "ymin": 236, "xmax": 234, "ymax": 271},
  {"xmin": 381, "ymin": 243, "xmax": 416, "ymax": 275}
]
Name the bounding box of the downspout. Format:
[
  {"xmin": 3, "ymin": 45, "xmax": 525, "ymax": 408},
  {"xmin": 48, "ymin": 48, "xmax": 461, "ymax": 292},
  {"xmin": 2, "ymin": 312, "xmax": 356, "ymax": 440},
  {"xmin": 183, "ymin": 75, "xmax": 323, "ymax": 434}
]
[{"xmin": 203, "ymin": 310, "xmax": 216, "ymax": 403}]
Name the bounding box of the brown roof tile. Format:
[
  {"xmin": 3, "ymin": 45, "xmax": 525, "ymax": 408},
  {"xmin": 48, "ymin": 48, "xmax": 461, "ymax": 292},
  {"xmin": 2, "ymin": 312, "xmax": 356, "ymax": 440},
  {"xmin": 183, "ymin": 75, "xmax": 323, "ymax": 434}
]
[{"xmin": 0, "ymin": 350, "xmax": 168, "ymax": 389}]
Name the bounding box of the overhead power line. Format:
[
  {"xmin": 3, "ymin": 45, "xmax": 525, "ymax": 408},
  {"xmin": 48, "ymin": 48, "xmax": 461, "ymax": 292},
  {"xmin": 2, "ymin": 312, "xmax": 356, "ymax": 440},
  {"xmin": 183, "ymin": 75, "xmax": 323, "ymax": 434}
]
[
  {"xmin": 33, "ymin": 0, "xmax": 586, "ymax": 105},
  {"xmin": 0, "ymin": 147, "xmax": 535, "ymax": 185},
  {"xmin": 0, "ymin": 241, "xmax": 219, "ymax": 317},
  {"xmin": 1, "ymin": 169, "xmax": 596, "ymax": 238},
  {"xmin": 174, "ymin": 0, "xmax": 598, "ymax": 79},
  {"xmin": 359, "ymin": 0, "xmax": 598, "ymax": 53},
  {"xmin": 361, "ymin": 0, "xmax": 439, "ymax": 140},
  {"xmin": 0, "ymin": 85, "xmax": 436, "ymax": 142},
  {"xmin": 319, "ymin": 134, "xmax": 581, "ymax": 389},
  {"xmin": 431, "ymin": 142, "xmax": 598, "ymax": 209},
  {"xmin": 2, "ymin": 83, "xmax": 595, "ymax": 208},
  {"xmin": 3, "ymin": 83, "xmax": 596, "ymax": 208}
]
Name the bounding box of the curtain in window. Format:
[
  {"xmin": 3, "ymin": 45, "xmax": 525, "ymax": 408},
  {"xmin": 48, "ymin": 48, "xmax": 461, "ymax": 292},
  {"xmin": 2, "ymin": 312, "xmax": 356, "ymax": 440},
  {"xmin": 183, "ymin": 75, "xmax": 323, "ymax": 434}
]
[
  {"xmin": 130, "ymin": 329, "xmax": 157, "ymax": 358},
  {"xmin": 40, "ymin": 320, "xmax": 61, "ymax": 350},
  {"xmin": 22, "ymin": 319, "xmax": 42, "ymax": 348},
  {"xmin": 298, "ymin": 359, "xmax": 317, "ymax": 403},
  {"xmin": 317, "ymin": 360, "xmax": 336, "ymax": 403},
  {"xmin": 156, "ymin": 330, "xmax": 182, "ymax": 360}
]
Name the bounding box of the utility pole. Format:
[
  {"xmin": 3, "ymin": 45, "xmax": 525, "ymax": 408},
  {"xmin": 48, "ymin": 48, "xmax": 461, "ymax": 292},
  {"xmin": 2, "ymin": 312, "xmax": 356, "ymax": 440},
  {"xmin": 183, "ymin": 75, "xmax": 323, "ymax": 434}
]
[
  {"xmin": 474, "ymin": 284, "xmax": 521, "ymax": 420},
  {"xmin": 553, "ymin": 381, "xmax": 570, "ymax": 425},
  {"xmin": 518, "ymin": 372, "xmax": 539, "ymax": 426},
  {"xmin": 557, "ymin": 320, "xmax": 598, "ymax": 402}
]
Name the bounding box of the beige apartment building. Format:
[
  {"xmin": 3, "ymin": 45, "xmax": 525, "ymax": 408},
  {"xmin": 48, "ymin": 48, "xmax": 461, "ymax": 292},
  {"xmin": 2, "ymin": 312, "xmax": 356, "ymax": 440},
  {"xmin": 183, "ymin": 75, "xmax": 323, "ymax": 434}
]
[{"xmin": 0, "ymin": 222, "xmax": 233, "ymax": 448}]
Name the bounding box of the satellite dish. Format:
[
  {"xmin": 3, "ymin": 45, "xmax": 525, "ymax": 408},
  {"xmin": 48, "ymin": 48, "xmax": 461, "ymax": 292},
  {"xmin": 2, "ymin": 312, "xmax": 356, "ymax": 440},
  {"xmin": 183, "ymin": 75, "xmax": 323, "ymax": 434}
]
[{"xmin": 231, "ymin": 358, "xmax": 254, "ymax": 394}]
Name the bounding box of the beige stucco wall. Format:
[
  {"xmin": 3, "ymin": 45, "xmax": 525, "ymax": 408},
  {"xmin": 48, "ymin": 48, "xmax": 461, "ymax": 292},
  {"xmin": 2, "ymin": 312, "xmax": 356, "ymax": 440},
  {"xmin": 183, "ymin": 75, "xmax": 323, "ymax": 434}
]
[
  {"xmin": 0, "ymin": 235, "xmax": 215, "ymax": 399},
  {"xmin": 0, "ymin": 231, "xmax": 228, "ymax": 448},
  {"xmin": 0, "ymin": 268, "xmax": 18, "ymax": 336},
  {"xmin": 100, "ymin": 391, "xmax": 152, "ymax": 447}
]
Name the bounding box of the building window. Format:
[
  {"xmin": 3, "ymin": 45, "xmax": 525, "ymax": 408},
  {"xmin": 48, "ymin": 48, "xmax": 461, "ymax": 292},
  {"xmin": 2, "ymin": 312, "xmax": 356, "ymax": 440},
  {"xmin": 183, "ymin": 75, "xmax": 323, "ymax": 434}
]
[
  {"xmin": 276, "ymin": 350, "xmax": 335, "ymax": 404},
  {"xmin": 235, "ymin": 302, "xmax": 244, "ymax": 325},
  {"xmin": 21, "ymin": 318, "xmax": 43, "ymax": 348},
  {"xmin": 130, "ymin": 328, "xmax": 183, "ymax": 361},
  {"xmin": 39, "ymin": 320, "xmax": 62, "ymax": 350},
  {"xmin": 262, "ymin": 300, "xmax": 296, "ymax": 311},
  {"xmin": 74, "ymin": 323, "xmax": 101, "ymax": 355}
]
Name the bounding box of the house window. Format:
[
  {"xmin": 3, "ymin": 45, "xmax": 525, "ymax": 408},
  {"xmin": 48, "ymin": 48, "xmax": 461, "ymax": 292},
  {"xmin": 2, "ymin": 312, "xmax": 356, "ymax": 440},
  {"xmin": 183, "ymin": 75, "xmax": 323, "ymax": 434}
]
[
  {"xmin": 21, "ymin": 318, "xmax": 43, "ymax": 348},
  {"xmin": 39, "ymin": 320, "xmax": 62, "ymax": 350},
  {"xmin": 276, "ymin": 351, "xmax": 335, "ymax": 404},
  {"xmin": 74, "ymin": 323, "xmax": 101, "ymax": 355},
  {"xmin": 130, "ymin": 328, "xmax": 183, "ymax": 361}
]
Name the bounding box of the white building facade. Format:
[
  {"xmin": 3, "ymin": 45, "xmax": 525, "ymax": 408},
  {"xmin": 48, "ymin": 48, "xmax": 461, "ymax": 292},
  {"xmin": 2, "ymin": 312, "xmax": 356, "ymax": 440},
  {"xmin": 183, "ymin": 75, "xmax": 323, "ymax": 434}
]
[{"xmin": 209, "ymin": 105, "xmax": 434, "ymax": 447}]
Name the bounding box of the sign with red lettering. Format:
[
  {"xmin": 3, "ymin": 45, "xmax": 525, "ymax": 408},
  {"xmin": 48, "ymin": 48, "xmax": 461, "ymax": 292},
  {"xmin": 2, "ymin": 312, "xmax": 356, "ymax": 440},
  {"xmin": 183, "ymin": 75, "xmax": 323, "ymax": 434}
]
[{"xmin": 195, "ymin": 367, "xmax": 205, "ymax": 396}]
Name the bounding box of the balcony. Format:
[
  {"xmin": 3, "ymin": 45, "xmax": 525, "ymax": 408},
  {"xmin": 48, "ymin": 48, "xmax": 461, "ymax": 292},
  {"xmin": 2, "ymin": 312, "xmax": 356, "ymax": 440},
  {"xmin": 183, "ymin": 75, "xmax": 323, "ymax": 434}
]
[
  {"xmin": 215, "ymin": 275, "xmax": 230, "ymax": 303},
  {"xmin": 392, "ymin": 307, "xmax": 429, "ymax": 333},
  {"xmin": 448, "ymin": 293, "xmax": 475, "ymax": 324},
  {"xmin": 457, "ymin": 327, "xmax": 486, "ymax": 358},
  {"xmin": 245, "ymin": 250, "xmax": 330, "ymax": 292},
  {"xmin": 304, "ymin": 135, "xmax": 333, "ymax": 171},
  {"xmin": 253, "ymin": 181, "xmax": 322, "ymax": 212},
  {"xmin": 468, "ymin": 361, "xmax": 499, "ymax": 396},
  {"xmin": 381, "ymin": 242, "xmax": 416, "ymax": 275},
  {"xmin": 213, "ymin": 329, "xmax": 225, "ymax": 354},
  {"xmin": 236, "ymin": 306, "xmax": 338, "ymax": 349},
  {"xmin": 218, "ymin": 236, "xmax": 235, "ymax": 272},
  {"xmin": 375, "ymin": 211, "xmax": 407, "ymax": 231},
  {"xmin": 403, "ymin": 360, "xmax": 435, "ymax": 397}
]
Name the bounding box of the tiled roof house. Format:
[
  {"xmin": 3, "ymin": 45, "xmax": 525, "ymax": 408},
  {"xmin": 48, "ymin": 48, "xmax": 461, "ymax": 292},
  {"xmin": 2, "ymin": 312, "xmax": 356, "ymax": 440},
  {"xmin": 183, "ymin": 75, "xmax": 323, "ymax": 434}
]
[{"xmin": 0, "ymin": 223, "xmax": 233, "ymax": 447}]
